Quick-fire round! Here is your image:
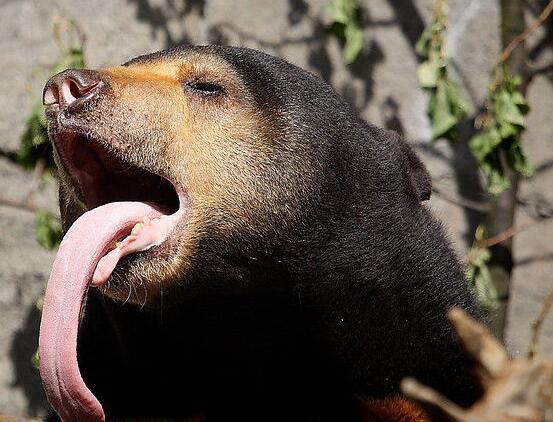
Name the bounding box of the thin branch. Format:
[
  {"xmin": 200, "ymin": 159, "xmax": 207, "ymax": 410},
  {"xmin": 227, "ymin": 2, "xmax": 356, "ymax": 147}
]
[
  {"xmin": 478, "ymin": 220, "xmax": 537, "ymax": 249},
  {"xmin": 467, "ymin": 219, "xmax": 543, "ymax": 264},
  {"xmin": 528, "ymin": 282, "xmax": 553, "ymax": 358},
  {"xmin": 500, "ymin": 0, "xmax": 553, "ymax": 62},
  {"xmin": 476, "ymin": 198, "xmax": 553, "ymax": 249},
  {"xmin": 431, "ymin": 186, "xmax": 489, "ymax": 213},
  {"xmin": 0, "ymin": 198, "xmax": 39, "ymax": 214}
]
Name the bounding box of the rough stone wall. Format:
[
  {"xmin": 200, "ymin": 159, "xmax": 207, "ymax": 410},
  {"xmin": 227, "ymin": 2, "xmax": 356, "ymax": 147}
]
[{"xmin": 0, "ymin": 0, "xmax": 551, "ymax": 417}]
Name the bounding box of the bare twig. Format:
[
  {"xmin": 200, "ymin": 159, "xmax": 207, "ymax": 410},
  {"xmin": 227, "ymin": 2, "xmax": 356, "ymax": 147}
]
[
  {"xmin": 477, "ymin": 220, "xmax": 537, "ymax": 249},
  {"xmin": 528, "ymin": 282, "xmax": 553, "ymax": 358},
  {"xmin": 431, "ymin": 186, "xmax": 489, "ymax": 213},
  {"xmin": 463, "ymin": 196, "xmax": 553, "ymax": 263},
  {"xmin": 465, "ymin": 222, "xmax": 538, "ymax": 265},
  {"xmin": 0, "ymin": 198, "xmax": 39, "ymax": 214},
  {"xmin": 500, "ymin": 0, "xmax": 553, "ymax": 62}
]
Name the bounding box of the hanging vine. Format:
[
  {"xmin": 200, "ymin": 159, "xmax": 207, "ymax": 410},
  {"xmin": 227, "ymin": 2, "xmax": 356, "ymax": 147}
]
[
  {"xmin": 415, "ymin": 0, "xmax": 470, "ymax": 141},
  {"xmin": 466, "ymin": 226, "xmax": 500, "ymax": 314},
  {"xmin": 469, "ymin": 67, "xmax": 532, "ymax": 195},
  {"xmin": 469, "ymin": 0, "xmax": 553, "ymax": 195}
]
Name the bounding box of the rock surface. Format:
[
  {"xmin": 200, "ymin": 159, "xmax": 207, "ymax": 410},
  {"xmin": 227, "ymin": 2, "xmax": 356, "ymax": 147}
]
[{"xmin": 0, "ymin": 0, "xmax": 551, "ymax": 417}]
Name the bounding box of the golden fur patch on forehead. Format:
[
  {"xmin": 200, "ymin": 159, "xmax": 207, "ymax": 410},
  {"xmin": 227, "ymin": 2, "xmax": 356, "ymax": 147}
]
[{"xmin": 100, "ymin": 52, "xmax": 243, "ymax": 92}]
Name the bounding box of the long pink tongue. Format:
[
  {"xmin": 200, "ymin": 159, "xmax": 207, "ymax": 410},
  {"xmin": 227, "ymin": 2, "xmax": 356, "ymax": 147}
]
[{"xmin": 39, "ymin": 202, "xmax": 164, "ymax": 422}]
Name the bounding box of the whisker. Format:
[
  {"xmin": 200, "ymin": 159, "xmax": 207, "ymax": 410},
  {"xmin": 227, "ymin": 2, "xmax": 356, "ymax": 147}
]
[
  {"xmin": 140, "ymin": 282, "xmax": 148, "ymax": 311},
  {"xmin": 122, "ymin": 282, "xmax": 132, "ymax": 306},
  {"xmin": 131, "ymin": 282, "xmax": 138, "ymax": 305},
  {"xmin": 159, "ymin": 281, "xmax": 164, "ymax": 325}
]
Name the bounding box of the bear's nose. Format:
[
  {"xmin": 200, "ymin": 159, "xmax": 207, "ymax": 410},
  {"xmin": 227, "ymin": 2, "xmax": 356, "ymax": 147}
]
[{"xmin": 43, "ymin": 69, "xmax": 103, "ymax": 107}]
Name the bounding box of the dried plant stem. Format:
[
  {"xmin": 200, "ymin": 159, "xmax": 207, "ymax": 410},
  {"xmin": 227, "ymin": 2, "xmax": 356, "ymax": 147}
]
[
  {"xmin": 0, "ymin": 198, "xmax": 39, "ymax": 214},
  {"xmin": 478, "ymin": 220, "xmax": 537, "ymax": 249},
  {"xmin": 500, "ymin": 0, "xmax": 553, "ymax": 62},
  {"xmin": 528, "ymin": 282, "xmax": 553, "ymax": 358}
]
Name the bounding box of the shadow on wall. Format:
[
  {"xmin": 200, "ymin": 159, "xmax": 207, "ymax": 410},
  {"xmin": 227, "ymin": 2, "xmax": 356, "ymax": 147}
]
[
  {"xmin": 127, "ymin": 0, "xmax": 206, "ymax": 46},
  {"xmin": 127, "ymin": 0, "xmax": 384, "ymax": 110},
  {"xmin": 9, "ymin": 299, "xmax": 48, "ymax": 416}
]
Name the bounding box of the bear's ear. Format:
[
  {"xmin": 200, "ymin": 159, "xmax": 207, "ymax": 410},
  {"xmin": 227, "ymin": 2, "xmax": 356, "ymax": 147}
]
[{"xmin": 393, "ymin": 133, "xmax": 432, "ymax": 202}]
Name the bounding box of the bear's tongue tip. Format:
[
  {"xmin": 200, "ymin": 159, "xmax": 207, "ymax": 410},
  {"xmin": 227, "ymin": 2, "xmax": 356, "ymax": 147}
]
[{"xmin": 39, "ymin": 201, "xmax": 168, "ymax": 422}]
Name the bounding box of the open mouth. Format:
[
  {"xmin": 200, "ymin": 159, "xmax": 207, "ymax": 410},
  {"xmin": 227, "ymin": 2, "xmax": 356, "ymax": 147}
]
[
  {"xmin": 53, "ymin": 131, "xmax": 186, "ymax": 285},
  {"xmin": 56, "ymin": 131, "xmax": 180, "ymax": 213}
]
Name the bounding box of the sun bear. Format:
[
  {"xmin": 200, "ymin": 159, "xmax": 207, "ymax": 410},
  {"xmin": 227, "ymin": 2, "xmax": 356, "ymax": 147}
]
[{"xmin": 39, "ymin": 46, "xmax": 480, "ymax": 421}]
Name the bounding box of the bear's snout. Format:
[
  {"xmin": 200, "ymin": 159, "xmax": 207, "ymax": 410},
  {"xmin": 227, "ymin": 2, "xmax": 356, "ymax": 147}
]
[{"xmin": 43, "ymin": 68, "xmax": 104, "ymax": 110}]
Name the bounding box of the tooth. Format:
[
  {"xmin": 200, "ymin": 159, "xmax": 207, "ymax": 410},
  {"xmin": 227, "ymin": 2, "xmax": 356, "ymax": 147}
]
[
  {"xmin": 115, "ymin": 241, "xmax": 122, "ymax": 248},
  {"xmin": 131, "ymin": 223, "xmax": 143, "ymax": 235}
]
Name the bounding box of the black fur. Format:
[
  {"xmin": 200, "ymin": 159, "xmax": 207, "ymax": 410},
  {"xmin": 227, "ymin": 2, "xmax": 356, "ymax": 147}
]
[{"xmin": 59, "ymin": 46, "xmax": 480, "ymax": 421}]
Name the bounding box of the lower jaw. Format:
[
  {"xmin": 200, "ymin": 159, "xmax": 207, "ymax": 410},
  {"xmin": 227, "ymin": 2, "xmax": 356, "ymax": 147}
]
[{"xmin": 93, "ymin": 253, "xmax": 173, "ymax": 306}]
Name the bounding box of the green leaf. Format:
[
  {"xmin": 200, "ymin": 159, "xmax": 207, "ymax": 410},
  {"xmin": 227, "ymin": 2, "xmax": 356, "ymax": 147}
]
[
  {"xmin": 510, "ymin": 90, "xmax": 528, "ymax": 108},
  {"xmin": 467, "ymin": 226, "xmax": 500, "ymax": 315},
  {"xmin": 481, "ymin": 155, "xmax": 510, "ymax": 195},
  {"xmin": 327, "ymin": 0, "xmax": 363, "ymax": 63},
  {"xmin": 343, "ymin": 22, "xmax": 364, "ymax": 64},
  {"xmin": 516, "ymin": 102, "xmax": 530, "ymax": 116},
  {"xmin": 470, "ymin": 69, "xmax": 532, "ymax": 193},
  {"xmin": 507, "ymin": 141, "xmax": 534, "ymax": 177},
  {"xmin": 31, "ymin": 350, "xmax": 40, "ymax": 370},
  {"xmin": 417, "ymin": 60, "xmax": 440, "ymax": 88},
  {"xmin": 446, "ymin": 81, "xmax": 471, "ymax": 118},
  {"xmin": 327, "ymin": 0, "xmax": 353, "ymax": 23},
  {"xmin": 18, "ymin": 103, "xmax": 54, "ymax": 171},
  {"xmin": 432, "ymin": 109, "xmax": 457, "ymax": 140},
  {"xmin": 472, "ymin": 264, "xmax": 500, "ymax": 314},
  {"xmin": 430, "ymin": 81, "xmax": 457, "ymax": 139},
  {"xmin": 498, "ymin": 120, "xmax": 517, "ymax": 139},
  {"xmin": 508, "ymin": 73, "xmax": 523, "ymax": 89},
  {"xmin": 495, "ymin": 90, "xmax": 525, "ymax": 127},
  {"xmin": 415, "ymin": 22, "xmax": 443, "ymax": 56},
  {"xmin": 35, "ymin": 209, "xmax": 63, "ymax": 250},
  {"xmin": 415, "ymin": 5, "xmax": 469, "ymax": 142},
  {"xmin": 469, "ymin": 130, "xmax": 499, "ymax": 161}
]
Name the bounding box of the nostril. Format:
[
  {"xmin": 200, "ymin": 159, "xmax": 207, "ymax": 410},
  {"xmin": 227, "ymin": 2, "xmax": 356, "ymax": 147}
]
[
  {"xmin": 60, "ymin": 79, "xmax": 82, "ymax": 105},
  {"xmin": 43, "ymin": 69, "xmax": 103, "ymax": 107},
  {"xmin": 68, "ymin": 79, "xmax": 81, "ymax": 99},
  {"xmin": 43, "ymin": 86, "xmax": 59, "ymax": 106}
]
